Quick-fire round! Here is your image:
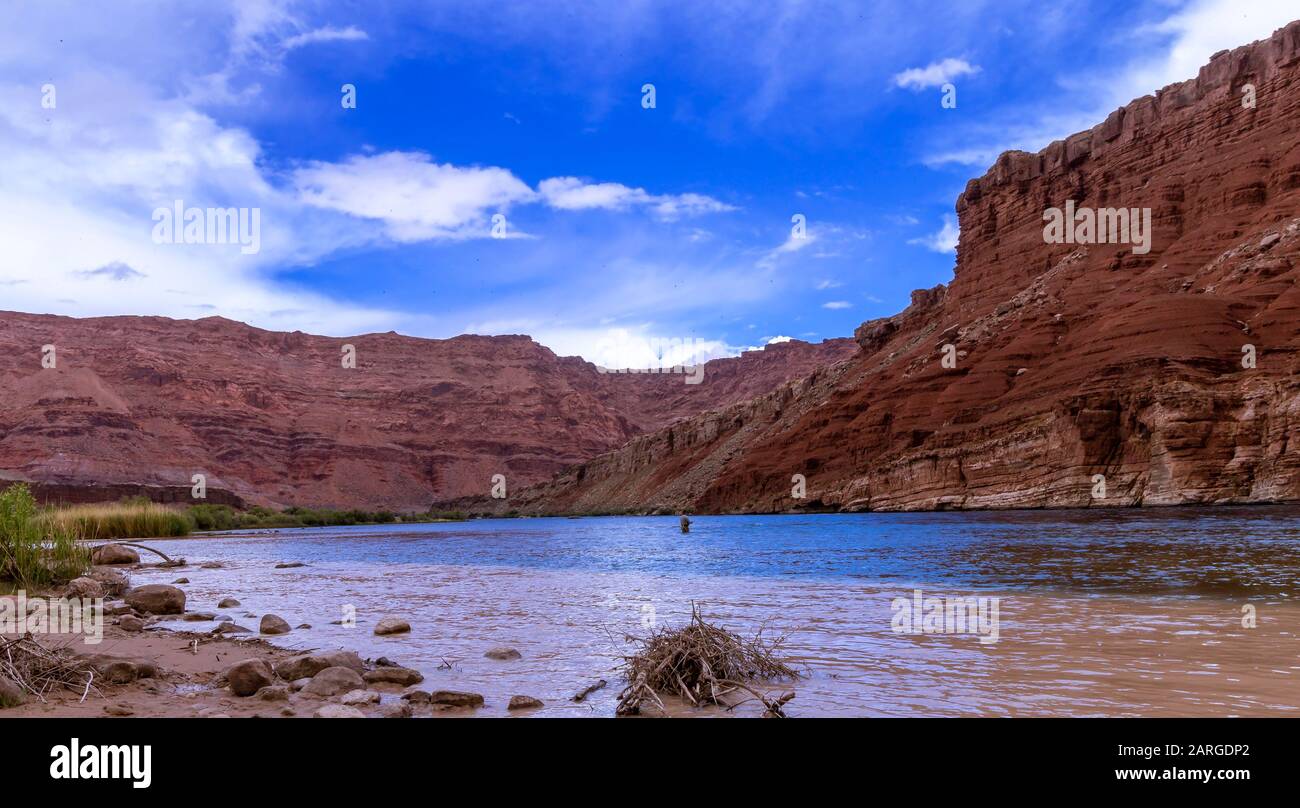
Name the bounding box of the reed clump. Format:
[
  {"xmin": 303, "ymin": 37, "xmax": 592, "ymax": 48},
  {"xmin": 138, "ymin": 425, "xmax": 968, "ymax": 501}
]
[
  {"xmin": 0, "ymin": 484, "xmax": 89, "ymax": 588},
  {"xmin": 616, "ymin": 604, "xmax": 799, "ymax": 717},
  {"xmin": 40, "ymin": 498, "xmax": 192, "ymax": 542}
]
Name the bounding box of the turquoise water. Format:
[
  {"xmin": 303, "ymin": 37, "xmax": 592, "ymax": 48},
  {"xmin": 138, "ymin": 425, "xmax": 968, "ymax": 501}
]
[{"xmin": 127, "ymin": 509, "xmax": 1300, "ymax": 717}]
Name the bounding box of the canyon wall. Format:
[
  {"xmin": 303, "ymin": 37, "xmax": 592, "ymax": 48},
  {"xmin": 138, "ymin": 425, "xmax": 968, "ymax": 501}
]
[
  {"xmin": 0, "ymin": 311, "xmax": 853, "ymax": 509},
  {"xmin": 477, "ymin": 21, "xmax": 1300, "ymax": 515}
]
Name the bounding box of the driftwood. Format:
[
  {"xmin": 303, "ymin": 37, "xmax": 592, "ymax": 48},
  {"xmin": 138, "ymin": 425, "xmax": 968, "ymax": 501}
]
[
  {"xmin": 572, "ymin": 678, "xmax": 607, "ymax": 702},
  {"xmin": 0, "ymin": 634, "xmax": 100, "ymax": 704},
  {"xmin": 616, "ymin": 604, "xmax": 798, "ymax": 717},
  {"xmin": 93, "ymin": 542, "xmax": 184, "ymax": 566}
]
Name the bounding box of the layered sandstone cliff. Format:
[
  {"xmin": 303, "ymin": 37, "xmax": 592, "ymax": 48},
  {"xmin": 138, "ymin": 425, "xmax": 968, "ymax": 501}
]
[
  {"xmin": 0, "ymin": 311, "xmax": 853, "ymax": 509},
  {"xmin": 477, "ymin": 20, "xmax": 1300, "ymax": 515}
]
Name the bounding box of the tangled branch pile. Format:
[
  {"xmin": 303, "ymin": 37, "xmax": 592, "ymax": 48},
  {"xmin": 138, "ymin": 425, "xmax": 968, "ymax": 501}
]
[
  {"xmin": 617, "ymin": 604, "xmax": 799, "ymax": 717},
  {"xmin": 0, "ymin": 635, "xmax": 99, "ymax": 705}
]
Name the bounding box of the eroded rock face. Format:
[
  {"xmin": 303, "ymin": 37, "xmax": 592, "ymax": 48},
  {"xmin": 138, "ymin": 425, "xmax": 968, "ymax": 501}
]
[
  {"xmin": 484, "ymin": 21, "xmax": 1300, "ymax": 516},
  {"xmin": 0, "ymin": 313, "xmax": 853, "ymax": 511}
]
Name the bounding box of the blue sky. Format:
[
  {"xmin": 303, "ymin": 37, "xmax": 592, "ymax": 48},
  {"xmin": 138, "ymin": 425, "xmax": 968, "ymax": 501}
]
[{"xmin": 1, "ymin": 0, "xmax": 1296, "ymax": 366}]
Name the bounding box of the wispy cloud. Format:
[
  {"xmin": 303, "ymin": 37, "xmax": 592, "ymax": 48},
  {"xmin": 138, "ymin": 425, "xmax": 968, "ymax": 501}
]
[
  {"xmin": 822, "ymin": 300, "xmax": 852, "ymax": 310},
  {"xmin": 537, "ymin": 177, "xmax": 735, "ymax": 220},
  {"xmin": 908, "ymin": 215, "xmax": 959, "ymax": 253},
  {"xmin": 893, "ymin": 58, "xmax": 980, "ymax": 90},
  {"xmin": 282, "ymin": 25, "xmax": 368, "ymax": 51}
]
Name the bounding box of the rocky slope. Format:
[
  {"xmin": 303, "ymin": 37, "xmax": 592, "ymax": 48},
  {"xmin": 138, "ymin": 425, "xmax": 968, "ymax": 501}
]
[
  {"xmin": 478, "ymin": 20, "xmax": 1300, "ymax": 515},
  {"xmin": 0, "ymin": 312, "xmax": 853, "ymax": 509}
]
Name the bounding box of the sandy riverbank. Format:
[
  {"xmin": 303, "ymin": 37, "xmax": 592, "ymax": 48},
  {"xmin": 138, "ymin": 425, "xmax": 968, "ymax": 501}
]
[{"xmin": 1, "ymin": 555, "xmax": 542, "ymax": 718}]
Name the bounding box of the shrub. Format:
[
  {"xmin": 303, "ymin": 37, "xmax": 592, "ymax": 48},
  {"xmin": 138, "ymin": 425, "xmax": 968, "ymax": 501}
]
[{"xmin": 0, "ymin": 485, "xmax": 90, "ymax": 588}]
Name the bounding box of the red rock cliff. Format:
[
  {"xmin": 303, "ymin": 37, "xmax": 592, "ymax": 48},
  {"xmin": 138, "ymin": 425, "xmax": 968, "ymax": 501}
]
[
  {"xmin": 0, "ymin": 312, "xmax": 853, "ymax": 510},
  {"xmin": 485, "ymin": 20, "xmax": 1300, "ymax": 515}
]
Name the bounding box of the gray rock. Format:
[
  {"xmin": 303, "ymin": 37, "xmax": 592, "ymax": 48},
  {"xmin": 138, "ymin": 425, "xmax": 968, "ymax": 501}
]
[
  {"xmin": 484, "ymin": 647, "xmax": 522, "ymax": 661},
  {"xmin": 429, "ymin": 690, "xmax": 484, "ymax": 708},
  {"xmin": 124, "ymin": 584, "xmax": 185, "ymax": 615},
  {"xmin": 212, "ymin": 622, "xmax": 251, "ymax": 635},
  {"xmin": 90, "ymin": 567, "xmax": 130, "ymax": 596},
  {"xmin": 362, "ymin": 667, "xmax": 424, "ymax": 686},
  {"xmin": 260, "ymin": 614, "xmax": 292, "ymax": 635},
  {"xmin": 217, "ymin": 597, "xmax": 240, "ymax": 608},
  {"xmin": 301, "ymin": 666, "xmax": 365, "ymax": 698},
  {"xmin": 289, "ymin": 678, "xmax": 311, "ymax": 692},
  {"xmin": 275, "ymin": 562, "xmax": 306, "ymax": 569},
  {"xmin": 183, "ymin": 612, "xmax": 216, "ymax": 622},
  {"xmin": 373, "ymin": 617, "xmax": 410, "ymax": 636},
  {"xmin": 401, "ymin": 689, "xmax": 431, "ymax": 704},
  {"xmin": 275, "ymin": 650, "xmax": 365, "ymax": 681},
  {"xmin": 314, "ymin": 704, "xmax": 365, "ymax": 718},
  {"xmin": 340, "ymin": 689, "xmax": 380, "ymax": 706},
  {"xmin": 91, "ymin": 544, "xmax": 139, "ymax": 565},
  {"xmin": 118, "ymin": 616, "xmax": 146, "ymax": 632},
  {"xmin": 255, "ymin": 685, "xmax": 290, "ymax": 702},
  {"xmin": 378, "ymin": 701, "xmax": 413, "ymax": 718},
  {"xmin": 172, "ymin": 578, "xmax": 190, "ymax": 584},
  {"xmin": 0, "ymin": 676, "xmax": 25, "ymax": 708},
  {"xmin": 508, "ymin": 695, "xmax": 544, "ymax": 710},
  {"xmin": 64, "ymin": 577, "xmax": 104, "ymax": 600},
  {"xmin": 227, "ymin": 658, "xmax": 274, "ymax": 697}
]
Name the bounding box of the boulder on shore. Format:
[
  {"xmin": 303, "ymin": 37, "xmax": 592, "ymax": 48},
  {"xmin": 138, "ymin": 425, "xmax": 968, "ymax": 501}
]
[
  {"xmin": 315, "ymin": 704, "xmax": 365, "ymax": 718},
  {"xmin": 91, "ymin": 544, "xmax": 139, "ymax": 565},
  {"xmin": 260, "ymin": 614, "xmax": 291, "ymax": 635},
  {"xmin": 0, "ymin": 676, "xmax": 25, "ymax": 708},
  {"xmin": 340, "ymin": 689, "xmax": 380, "ymax": 706},
  {"xmin": 89, "ymin": 567, "xmax": 129, "ymax": 596},
  {"xmin": 301, "ymin": 666, "xmax": 365, "ymax": 698},
  {"xmin": 63, "ymin": 577, "xmax": 104, "ymax": 600},
  {"xmin": 124, "ymin": 584, "xmax": 185, "ymax": 615},
  {"xmin": 226, "ymin": 659, "xmax": 274, "ymax": 697},
  {"xmin": 275, "ymin": 650, "xmax": 365, "ymax": 682}
]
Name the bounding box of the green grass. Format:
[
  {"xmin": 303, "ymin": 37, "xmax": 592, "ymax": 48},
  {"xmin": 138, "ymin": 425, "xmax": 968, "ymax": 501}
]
[
  {"xmin": 187, "ymin": 503, "xmax": 464, "ymax": 531},
  {"xmin": 41, "ymin": 497, "xmax": 192, "ymax": 542},
  {"xmin": 0, "ymin": 484, "xmax": 90, "ymax": 588}
]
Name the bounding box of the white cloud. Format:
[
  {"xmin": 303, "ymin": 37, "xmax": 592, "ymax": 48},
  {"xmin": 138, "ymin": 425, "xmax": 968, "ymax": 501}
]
[
  {"xmin": 282, "ymin": 25, "xmax": 368, "ymax": 51},
  {"xmin": 766, "ymin": 335, "xmax": 793, "ymax": 344},
  {"xmin": 537, "ymin": 177, "xmax": 734, "ymax": 220},
  {"xmin": 908, "ymin": 215, "xmax": 959, "ymax": 253},
  {"xmin": 294, "ymin": 152, "xmax": 536, "ymax": 241},
  {"xmin": 822, "ymin": 301, "xmax": 851, "ymax": 310},
  {"xmin": 893, "ymin": 58, "xmax": 980, "ymax": 90},
  {"xmin": 815, "ymin": 279, "xmax": 842, "ymax": 290}
]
